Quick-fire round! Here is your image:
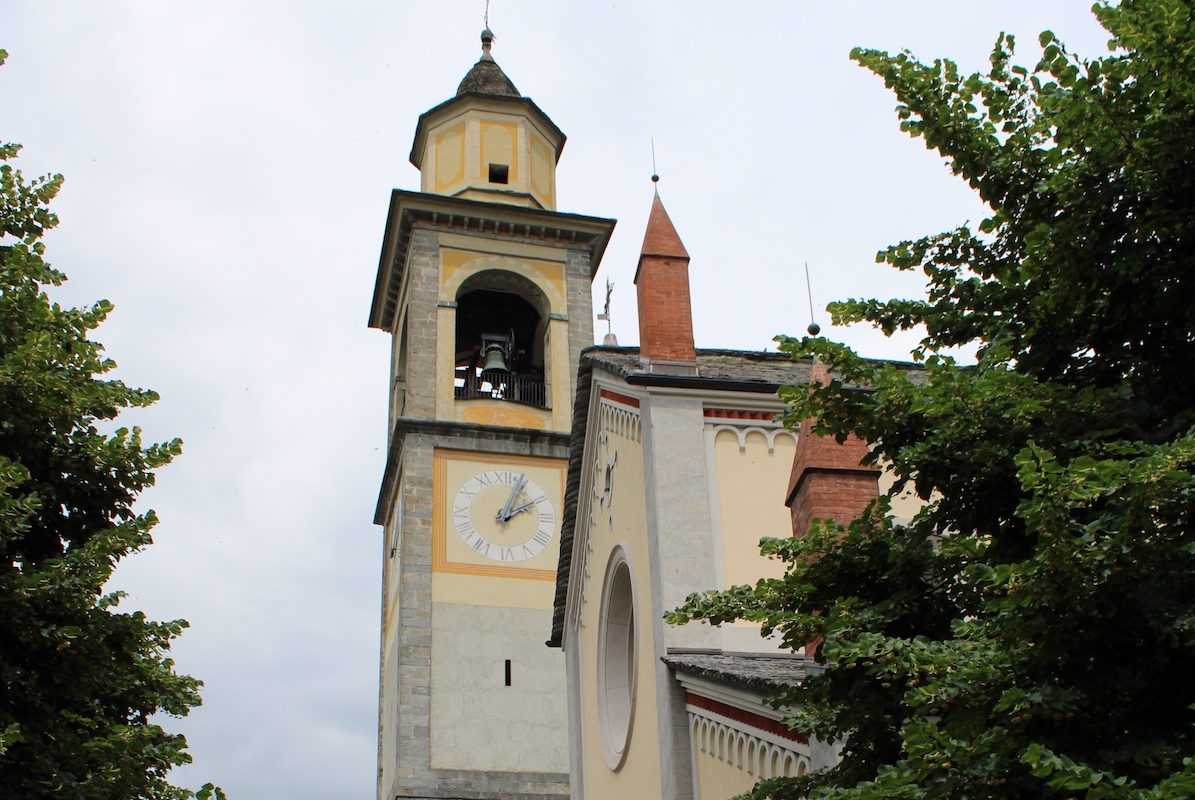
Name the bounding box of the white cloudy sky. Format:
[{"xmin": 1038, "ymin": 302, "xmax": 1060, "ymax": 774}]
[{"xmin": 2, "ymin": 3, "xmax": 1111, "ymax": 798}]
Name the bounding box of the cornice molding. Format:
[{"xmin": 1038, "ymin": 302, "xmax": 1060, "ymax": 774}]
[
  {"xmin": 373, "ymin": 416, "xmax": 569, "ymax": 526},
  {"xmin": 368, "ymin": 190, "xmax": 617, "ymax": 331}
]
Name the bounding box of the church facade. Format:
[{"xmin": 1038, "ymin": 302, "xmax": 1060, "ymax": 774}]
[
  {"xmin": 544, "ymin": 192, "xmax": 928, "ymax": 800},
  {"xmin": 368, "ymin": 29, "xmax": 919, "ymax": 800}
]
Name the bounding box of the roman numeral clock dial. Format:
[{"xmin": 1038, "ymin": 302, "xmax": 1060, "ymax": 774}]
[{"xmin": 452, "ymin": 470, "xmax": 556, "ymax": 562}]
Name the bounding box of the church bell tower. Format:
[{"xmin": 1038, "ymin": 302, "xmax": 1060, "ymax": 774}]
[{"xmin": 367, "ymin": 29, "xmax": 616, "ymax": 800}]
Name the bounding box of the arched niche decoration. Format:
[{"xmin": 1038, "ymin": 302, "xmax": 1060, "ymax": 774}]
[{"xmin": 441, "ymin": 255, "xmax": 565, "ymax": 318}]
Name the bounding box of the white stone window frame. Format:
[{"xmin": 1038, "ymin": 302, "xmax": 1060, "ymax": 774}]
[{"xmin": 596, "ymin": 543, "xmax": 638, "ymax": 771}]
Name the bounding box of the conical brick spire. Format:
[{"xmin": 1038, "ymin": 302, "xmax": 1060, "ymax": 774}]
[
  {"xmin": 634, "ymin": 192, "xmax": 696, "ymax": 373},
  {"xmin": 636, "ymin": 193, "xmax": 690, "ymax": 266}
]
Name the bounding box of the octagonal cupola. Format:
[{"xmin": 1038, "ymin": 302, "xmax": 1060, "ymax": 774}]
[{"xmin": 409, "ymin": 28, "xmax": 565, "ymax": 210}]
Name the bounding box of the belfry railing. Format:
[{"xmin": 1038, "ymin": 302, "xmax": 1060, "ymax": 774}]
[{"xmin": 454, "ymin": 367, "xmax": 548, "ymax": 409}]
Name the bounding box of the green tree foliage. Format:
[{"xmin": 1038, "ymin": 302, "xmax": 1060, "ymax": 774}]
[
  {"xmin": 0, "ymin": 50, "xmax": 223, "ymax": 800},
  {"xmin": 667, "ymin": 2, "xmax": 1195, "ymax": 798}
]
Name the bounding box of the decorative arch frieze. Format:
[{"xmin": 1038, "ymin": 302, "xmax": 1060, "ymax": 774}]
[
  {"xmin": 689, "ymin": 711, "xmax": 809, "ymax": 780},
  {"xmin": 709, "ymin": 423, "xmax": 798, "ymax": 454},
  {"xmin": 599, "ymin": 400, "xmax": 642, "ymax": 443}
]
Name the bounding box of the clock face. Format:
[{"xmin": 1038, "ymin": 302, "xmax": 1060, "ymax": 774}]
[{"xmin": 452, "ymin": 469, "xmax": 557, "ymax": 563}]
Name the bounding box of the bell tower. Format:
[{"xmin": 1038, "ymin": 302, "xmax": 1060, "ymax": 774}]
[{"xmin": 368, "ymin": 29, "xmax": 616, "ymax": 800}]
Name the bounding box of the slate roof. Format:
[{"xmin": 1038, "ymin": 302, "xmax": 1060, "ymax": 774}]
[
  {"xmin": 585, "ymin": 347, "xmax": 815, "ymax": 392},
  {"xmin": 457, "ymin": 58, "xmax": 520, "ymax": 97},
  {"xmin": 456, "ymin": 28, "xmax": 521, "ymax": 98},
  {"xmin": 663, "ymin": 652, "xmax": 818, "ymax": 694}
]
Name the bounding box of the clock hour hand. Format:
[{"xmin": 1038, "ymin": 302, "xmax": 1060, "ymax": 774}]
[
  {"xmin": 495, "ymin": 473, "xmax": 528, "ymax": 523},
  {"xmin": 505, "ymin": 500, "xmax": 535, "ymax": 518}
]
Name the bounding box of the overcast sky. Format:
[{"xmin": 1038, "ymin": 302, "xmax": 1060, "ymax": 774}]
[{"xmin": 2, "ymin": 3, "xmax": 1112, "ymax": 798}]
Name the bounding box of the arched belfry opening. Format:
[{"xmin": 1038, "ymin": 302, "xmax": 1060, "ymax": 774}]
[{"xmin": 453, "ymin": 270, "xmax": 550, "ymax": 409}]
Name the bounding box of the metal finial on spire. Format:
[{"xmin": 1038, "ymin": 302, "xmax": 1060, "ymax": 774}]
[
  {"xmin": 481, "ymin": 1, "xmax": 495, "ymax": 63},
  {"xmin": 480, "ymin": 26, "xmax": 495, "ymax": 61},
  {"xmin": 650, "ymin": 138, "xmax": 659, "ymax": 185},
  {"xmin": 804, "ymin": 262, "xmax": 821, "ymax": 336}
]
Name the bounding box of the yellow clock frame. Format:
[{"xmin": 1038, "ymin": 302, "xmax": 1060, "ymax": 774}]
[{"xmin": 432, "ymin": 449, "xmax": 565, "ymax": 581}]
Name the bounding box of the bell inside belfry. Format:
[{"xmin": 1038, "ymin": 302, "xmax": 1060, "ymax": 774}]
[
  {"xmin": 481, "ymin": 342, "xmax": 508, "ymax": 372},
  {"xmin": 454, "ymin": 285, "xmax": 548, "ymax": 408},
  {"xmin": 479, "ymin": 331, "xmax": 513, "ymax": 373}
]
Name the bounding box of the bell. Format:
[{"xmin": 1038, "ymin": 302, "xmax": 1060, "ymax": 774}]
[{"xmin": 481, "ymin": 344, "xmax": 508, "ymax": 372}]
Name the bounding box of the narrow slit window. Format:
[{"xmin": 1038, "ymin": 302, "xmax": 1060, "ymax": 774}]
[
  {"xmin": 504, "ymin": 659, "xmax": 512, "ymax": 686},
  {"xmin": 489, "ymin": 164, "xmax": 509, "ymax": 184}
]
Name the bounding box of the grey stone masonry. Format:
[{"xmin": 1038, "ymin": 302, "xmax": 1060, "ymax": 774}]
[
  {"xmin": 394, "ymin": 226, "xmax": 442, "ymax": 423},
  {"xmin": 563, "ymin": 247, "xmax": 595, "ymax": 418}
]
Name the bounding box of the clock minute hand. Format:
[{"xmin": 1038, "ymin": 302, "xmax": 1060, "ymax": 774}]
[{"xmin": 496, "ymin": 474, "xmax": 528, "ymax": 523}]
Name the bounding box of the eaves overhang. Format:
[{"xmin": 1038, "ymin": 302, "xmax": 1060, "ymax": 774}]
[
  {"xmin": 374, "ymin": 417, "xmax": 569, "ymax": 527},
  {"xmin": 367, "ymin": 190, "xmax": 617, "ymax": 331},
  {"xmin": 408, "ymin": 92, "xmax": 567, "ymax": 170},
  {"xmin": 624, "ymin": 373, "xmax": 784, "ymax": 394}
]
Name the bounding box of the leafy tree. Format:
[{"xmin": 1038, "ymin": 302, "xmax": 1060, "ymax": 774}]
[
  {"xmin": 0, "ymin": 50, "xmax": 222, "ymax": 800},
  {"xmin": 668, "ymin": 2, "xmax": 1195, "ymax": 798}
]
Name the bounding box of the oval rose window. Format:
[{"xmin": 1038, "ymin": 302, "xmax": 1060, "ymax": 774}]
[{"xmin": 597, "ymin": 545, "xmax": 637, "ymax": 771}]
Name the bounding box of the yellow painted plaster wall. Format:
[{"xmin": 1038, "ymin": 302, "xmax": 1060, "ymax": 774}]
[
  {"xmin": 435, "ymin": 304, "xmax": 456, "ymax": 421},
  {"xmin": 529, "ymin": 130, "xmax": 555, "ymax": 209},
  {"xmin": 481, "ymin": 120, "xmax": 519, "ymax": 183},
  {"xmin": 579, "ymin": 419, "xmax": 664, "ymax": 796},
  {"xmin": 879, "ymin": 465, "xmax": 925, "ymax": 524},
  {"xmin": 714, "ymin": 429, "xmax": 796, "ymax": 587},
  {"xmin": 712, "ymin": 429, "xmax": 798, "ymax": 652},
  {"xmin": 694, "ymin": 745, "xmax": 760, "ymax": 800},
  {"xmin": 548, "ymin": 318, "xmax": 571, "ymax": 430},
  {"xmin": 456, "ymin": 400, "xmax": 549, "ymax": 430},
  {"xmin": 433, "ymin": 123, "xmax": 466, "ymax": 193},
  {"xmin": 431, "ymin": 572, "xmax": 554, "ymax": 610},
  {"xmin": 439, "ymin": 247, "xmax": 565, "ymax": 310},
  {"xmin": 421, "ymin": 107, "xmax": 558, "ymax": 209}
]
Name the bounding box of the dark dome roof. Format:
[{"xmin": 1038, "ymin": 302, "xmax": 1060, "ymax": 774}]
[
  {"xmin": 455, "ymin": 29, "xmax": 520, "ymax": 98},
  {"xmin": 456, "ymin": 58, "xmax": 520, "ymax": 97}
]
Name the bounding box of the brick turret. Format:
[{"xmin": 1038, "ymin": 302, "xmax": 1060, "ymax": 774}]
[
  {"xmin": 634, "ymin": 191, "xmax": 696, "ymax": 374},
  {"xmin": 785, "ymin": 363, "xmax": 880, "ymax": 537}
]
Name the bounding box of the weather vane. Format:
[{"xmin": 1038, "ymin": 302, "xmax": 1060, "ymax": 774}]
[
  {"xmin": 596, "ymin": 279, "xmax": 617, "ymax": 345},
  {"xmin": 651, "ymin": 138, "xmax": 659, "ymax": 184}
]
